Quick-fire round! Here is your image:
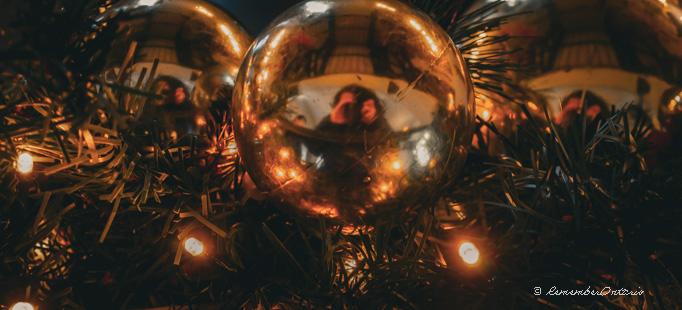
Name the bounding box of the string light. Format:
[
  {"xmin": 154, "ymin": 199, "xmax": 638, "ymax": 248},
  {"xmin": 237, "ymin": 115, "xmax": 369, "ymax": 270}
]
[
  {"xmin": 391, "ymin": 161, "xmax": 401, "ymax": 170},
  {"xmin": 227, "ymin": 141, "xmax": 238, "ymax": 154},
  {"xmin": 10, "ymin": 302, "xmax": 34, "ymax": 310},
  {"xmin": 481, "ymin": 109, "xmax": 491, "ymax": 121},
  {"xmin": 184, "ymin": 237, "xmax": 205, "ymax": 256},
  {"xmin": 16, "ymin": 153, "xmax": 34, "ymax": 174},
  {"xmin": 458, "ymin": 241, "xmax": 480, "ymax": 265}
]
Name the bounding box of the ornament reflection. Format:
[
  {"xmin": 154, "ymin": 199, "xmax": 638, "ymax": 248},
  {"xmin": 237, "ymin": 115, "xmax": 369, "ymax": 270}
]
[{"xmin": 232, "ymin": 0, "xmax": 475, "ymax": 227}]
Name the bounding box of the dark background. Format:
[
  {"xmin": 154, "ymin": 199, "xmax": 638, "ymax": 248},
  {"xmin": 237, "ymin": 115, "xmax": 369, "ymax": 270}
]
[{"xmin": 212, "ymin": 0, "xmax": 302, "ymax": 36}]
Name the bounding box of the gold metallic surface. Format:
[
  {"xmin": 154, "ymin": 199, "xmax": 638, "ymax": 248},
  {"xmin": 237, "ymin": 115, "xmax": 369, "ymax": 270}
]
[
  {"xmin": 100, "ymin": 0, "xmax": 252, "ymax": 143},
  {"xmin": 232, "ymin": 0, "xmax": 475, "ymax": 227},
  {"xmin": 467, "ymin": 0, "xmax": 682, "ymax": 128}
]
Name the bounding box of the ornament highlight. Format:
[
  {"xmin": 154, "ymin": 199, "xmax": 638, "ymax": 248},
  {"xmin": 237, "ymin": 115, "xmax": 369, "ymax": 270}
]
[
  {"xmin": 16, "ymin": 153, "xmax": 34, "ymax": 174},
  {"xmin": 232, "ymin": 0, "xmax": 475, "ymax": 227},
  {"xmin": 458, "ymin": 241, "xmax": 480, "ymax": 265},
  {"xmin": 184, "ymin": 237, "xmax": 205, "ymax": 256},
  {"xmin": 99, "ymin": 0, "xmax": 252, "ymax": 146}
]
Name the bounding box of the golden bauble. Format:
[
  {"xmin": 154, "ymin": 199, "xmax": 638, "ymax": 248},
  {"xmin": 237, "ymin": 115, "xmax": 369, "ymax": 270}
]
[
  {"xmin": 99, "ymin": 0, "xmax": 252, "ymax": 146},
  {"xmin": 232, "ymin": 0, "xmax": 475, "ymax": 228},
  {"xmin": 467, "ymin": 0, "xmax": 682, "ymax": 129}
]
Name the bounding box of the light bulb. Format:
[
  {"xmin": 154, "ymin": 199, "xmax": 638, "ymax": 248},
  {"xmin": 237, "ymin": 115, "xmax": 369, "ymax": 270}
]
[
  {"xmin": 16, "ymin": 153, "xmax": 34, "ymax": 174},
  {"xmin": 184, "ymin": 237, "xmax": 205, "ymax": 256},
  {"xmin": 11, "ymin": 302, "xmax": 35, "ymax": 310},
  {"xmin": 458, "ymin": 241, "xmax": 480, "ymax": 265}
]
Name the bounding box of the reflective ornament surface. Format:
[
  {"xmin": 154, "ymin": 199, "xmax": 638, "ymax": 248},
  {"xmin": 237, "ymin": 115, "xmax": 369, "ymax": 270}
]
[
  {"xmin": 99, "ymin": 0, "xmax": 252, "ymax": 147},
  {"xmin": 467, "ymin": 0, "xmax": 682, "ymax": 129},
  {"xmin": 232, "ymin": 0, "xmax": 475, "ymax": 227}
]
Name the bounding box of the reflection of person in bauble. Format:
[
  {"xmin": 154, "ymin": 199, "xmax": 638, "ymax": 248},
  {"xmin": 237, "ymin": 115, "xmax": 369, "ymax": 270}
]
[
  {"xmin": 316, "ymin": 84, "xmax": 390, "ymax": 132},
  {"xmin": 294, "ymin": 114, "xmax": 307, "ymax": 127},
  {"xmin": 310, "ymin": 85, "xmax": 391, "ymax": 208},
  {"xmin": 556, "ymin": 90, "xmax": 608, "ymax": 127},
  {"xmin": 151, "ymin": 75, "xmax": 196, "ymax": 137},
  {"xmin": 646, "ymin": 93, "xmax": 682, "ymax": 168}
]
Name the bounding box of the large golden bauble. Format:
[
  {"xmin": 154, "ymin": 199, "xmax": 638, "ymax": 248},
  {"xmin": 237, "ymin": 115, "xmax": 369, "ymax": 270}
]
[
  {"xmin": 232, "ymin": 0, "xmax": 475, "ymax": 228},
  {"xmin": 467, "ymin": 0, "xmax": 682, "ymax": 129},
  {"xmin": 99, "ymin": 0, "xmax": 252, "ymax": 146}
]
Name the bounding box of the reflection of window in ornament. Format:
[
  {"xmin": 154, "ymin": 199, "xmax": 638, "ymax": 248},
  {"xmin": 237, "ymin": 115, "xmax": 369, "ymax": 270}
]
[{"xmin": 324, "ymin": 14, "xmax": 374, "ymax": 75}]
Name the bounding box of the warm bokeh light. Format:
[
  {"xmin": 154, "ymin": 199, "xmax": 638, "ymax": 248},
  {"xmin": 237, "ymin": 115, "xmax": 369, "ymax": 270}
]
[
  {"xmin": 227, "ymin": 141, "xmax": 238, "ymax": 154},
  {"xmin": 448, "ymin": 93, "xmax": 456, "ymax": 111},
  {"xmin": 280, "ymin": 149, "xmax": 290, "ymax": 158},
  {"xmin": 310, "ymin": 204, "xmax": 339, "ymax": 218},
  {"xmin": 196, "ymin": 116, "xmax": 206, "ymax": 126},
  {"xmin": 391, "ymin": 161, "xmax": 401, "ymax": 170},
  {"xmin": 16, "ymin": 153, "xmax": 34, "ymax": 174},
  {"xmin": 527, "ymin": 101, "xmax": 539, "ymax": 111},
  {"xmin": 344, "ymin": 258, "xmax": 357, "ymax": 274},
  {"xmin": 184, "ymin": 237, "xmax": 205, "ymax": 256},
  {"xmin": 10, "ymin": 302, "xmax": 34, "ymax": 310},
  {"xmin": 458, "ymin": 242, "xmax": 480, "ymax": 265},
  {"xmin": 481, "ymin": 110, "xmax": 490, "ymax": 121},
  {"xmin": 450, "ymin": 203, "xmax": 466, "ymax": 220}
]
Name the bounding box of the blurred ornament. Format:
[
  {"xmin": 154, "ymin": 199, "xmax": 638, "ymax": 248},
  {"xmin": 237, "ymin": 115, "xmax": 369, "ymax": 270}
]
[
  {"xmin": 232, "ymin": 0, "xmax": 475, "ymax": 228},
  {"xmin": 99, "ymin": 0, "xmax": 252, "ymax": 147},
  {"xmin": 466, "ymin": 0, "xmax": 682, "ymax": 128}
]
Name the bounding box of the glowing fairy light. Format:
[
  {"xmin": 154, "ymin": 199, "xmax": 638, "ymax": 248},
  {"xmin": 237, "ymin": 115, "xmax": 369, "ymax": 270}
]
[
  {"xmin": 10, "ymin": 302, "xmax": 35, "ymax": 310},
  {"xmin": 416, "ymin": 143, "xmax": 430, "ymax": 167},
  {"xmin": 527, "ymin": 101, "xmax": 539, "ymax": 111},
  {"xmin": 16, "ymin": 153, "xmax": 34, "ymax": 174},
  {"xmin": 481, "ymin": 110, "xmax": 491, "ymax": 121},
  {"xmin": 391, "ymin": 161, "xmax": 401, "ymax": 171},
  {"xmin": 196, "ymin": 116, "xmax": 206, "ymax": 126},
  {"xmin": 344, "ymin": 258, "xmax": 357, "ymax": 274},
  {"xmin": 458, "ymin": 242, "xmax": 480, "ymax": 265},
  {"xmin": 227, "ymin": 141, "xmax": 238, "ymax": 154},
  {"xmin": 280, "ymin": 149, "xmax": 290, "ymax": 158},
  {"xmin": 184, "ymin": 237, "xmax": 205, "ymax": 256}
]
